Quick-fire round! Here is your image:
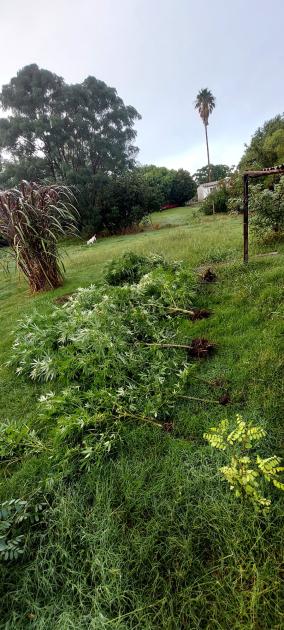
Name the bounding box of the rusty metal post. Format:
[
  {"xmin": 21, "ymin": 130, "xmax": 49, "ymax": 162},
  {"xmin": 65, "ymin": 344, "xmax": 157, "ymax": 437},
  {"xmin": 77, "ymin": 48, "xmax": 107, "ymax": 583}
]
[{"xmin": 243, "ymin": 174, "xmax": 249, "ymax": 263}]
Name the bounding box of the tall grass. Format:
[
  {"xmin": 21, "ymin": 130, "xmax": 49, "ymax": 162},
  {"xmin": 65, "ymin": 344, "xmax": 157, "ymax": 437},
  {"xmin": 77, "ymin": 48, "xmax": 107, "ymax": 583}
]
[{"xmin": 0, "ymin": 181, "xmax": 76, "ymax": 292}]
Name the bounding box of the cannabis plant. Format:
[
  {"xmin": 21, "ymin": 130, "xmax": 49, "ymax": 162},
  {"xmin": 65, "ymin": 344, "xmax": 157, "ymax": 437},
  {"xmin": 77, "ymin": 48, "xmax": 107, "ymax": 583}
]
[
  {"xmin": 0, "ymin": 181, "xmax": 77, "ymax": 292},
  {"xmin": 9, "ymin": 255, "xmax": 198, "ymax": 480}
]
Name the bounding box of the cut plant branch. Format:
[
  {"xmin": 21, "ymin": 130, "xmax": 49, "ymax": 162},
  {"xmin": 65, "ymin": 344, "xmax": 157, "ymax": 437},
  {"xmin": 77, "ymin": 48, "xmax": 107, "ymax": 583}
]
[
  {"xmin": 178, "ymin": 393, "xmax": 230, "ymax": 405},
  {"xmin": 178, "ymin": 394, "xmax": 221, "ymax": 405},
  {"xmin": 147, "ymin": 303, "xmax": 211, "ymax": 320},
  {"xmin": 143, "ymin": 338, "xmax": 216, "ymax": 358}
]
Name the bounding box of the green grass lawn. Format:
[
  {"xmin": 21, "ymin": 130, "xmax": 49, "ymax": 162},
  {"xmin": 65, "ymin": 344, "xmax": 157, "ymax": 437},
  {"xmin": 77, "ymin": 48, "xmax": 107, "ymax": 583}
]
[{"xmin": 0, "ymin": 207, "xmax": 284, "ymax": 629}]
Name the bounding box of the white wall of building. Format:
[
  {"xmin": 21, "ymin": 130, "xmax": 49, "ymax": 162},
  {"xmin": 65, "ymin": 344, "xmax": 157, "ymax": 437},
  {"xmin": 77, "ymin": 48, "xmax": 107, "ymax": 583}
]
[{"xmin": 197, "ymin": 181, "xmax": 220, "ymax": 202}]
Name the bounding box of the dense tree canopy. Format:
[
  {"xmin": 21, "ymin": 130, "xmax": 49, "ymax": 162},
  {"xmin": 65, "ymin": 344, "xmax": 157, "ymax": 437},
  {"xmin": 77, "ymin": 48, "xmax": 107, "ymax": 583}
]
[
  {"xmin": 193, "ymin": 164, "xmax": 233, "ymax": 185},
  {"xmin": 81, "ymin": 166, "xmax": 196, "ymax": 234},
  {"xmin": 169, "ymin": 168, "xmax": 196, "ymax": 205},
  {"xmin": 239, "ymin": 115, "xmax": 284, "ymax": 170},
  {"xmin": 137, "ymin": 165, "xmax": 196, "ymax": 207},
  {"xmin": 250, "ymin": 176, "xmax": 284, "ymax": 237},
  {"xmin": 226, "ymin": 115, "xmax": 284, "ymax": 222},
  {"xmin": 94, "ymin": 171, "xmax": 158, "ymax": 233},
  {"xmin": 0, "ymin": 64, "xmax": 143, "ymax": 232},
  {"xmin": 0, "ymin": 64, "xmax": 141, "ymax": 180},
  {"xmin": 137, "ymin": 165, "xmax": 174, "ymax": 208}
]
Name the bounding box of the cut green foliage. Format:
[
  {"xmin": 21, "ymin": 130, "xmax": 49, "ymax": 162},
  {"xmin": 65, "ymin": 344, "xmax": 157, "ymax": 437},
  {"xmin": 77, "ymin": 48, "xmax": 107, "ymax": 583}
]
[
  {"xmin": 204, "ymin": 415, "xmax": 284, "ymax": 511},
  {"xmin": 7, "ymin": 255, "xmax": 197, "ymax": 485},
  {"xmin": 0, "ymin": 497, "xmax": 46, "ymax": 561},
  {"xmin": 105, "ymin": 251, "xmax": 176, "ymax": 285}
]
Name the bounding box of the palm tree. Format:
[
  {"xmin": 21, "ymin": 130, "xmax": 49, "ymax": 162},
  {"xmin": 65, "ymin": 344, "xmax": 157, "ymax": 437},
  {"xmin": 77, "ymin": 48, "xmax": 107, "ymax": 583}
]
[{"xmin": 195, "ymin": 89, "xmax": 216, "ymax": 182}]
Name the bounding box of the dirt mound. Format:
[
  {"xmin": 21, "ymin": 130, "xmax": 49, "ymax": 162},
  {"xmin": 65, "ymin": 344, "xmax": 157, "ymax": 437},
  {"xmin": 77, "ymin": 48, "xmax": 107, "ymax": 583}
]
[
  {"xmin": 201, "ymin": 268, "xmax": 217, "ymax": 283},
  {"xmin": 54, "ymin": 293, "xmax": 74, "ymax": 305},
  {"xmin": 163, "ymin": 422, "xmax": 174, "ymax": 433},
  {"xmin": 187, "ymin": 337, "xmax": 216, "ymax": 359},
  {"xmin": 190, "ymin": 308, "xmax": 211, "ymax": 321},
  {"xmin": 218, "ymin": 392, "xmax": 231, "ymax": 405}
]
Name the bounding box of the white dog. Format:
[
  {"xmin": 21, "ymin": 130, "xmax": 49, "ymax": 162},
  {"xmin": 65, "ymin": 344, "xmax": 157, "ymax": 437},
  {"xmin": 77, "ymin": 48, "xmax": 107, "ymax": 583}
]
[{"xmin": 87, "ymin": 234, "xmax": 97, "ymax": 245}]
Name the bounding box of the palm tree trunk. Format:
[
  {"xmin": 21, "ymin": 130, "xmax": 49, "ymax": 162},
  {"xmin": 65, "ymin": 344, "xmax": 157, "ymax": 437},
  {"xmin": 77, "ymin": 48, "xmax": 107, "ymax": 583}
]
[{"xmin": 204, "ymin": 123, "xmax": 211, "ymax": 182}]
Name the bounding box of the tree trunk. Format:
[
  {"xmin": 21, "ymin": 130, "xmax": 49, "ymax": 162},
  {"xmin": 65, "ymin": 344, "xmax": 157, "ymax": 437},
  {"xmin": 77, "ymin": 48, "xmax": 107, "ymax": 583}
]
[{"xmin": 204, "ymin": 123, "xmax": 211, "ymax": 182}]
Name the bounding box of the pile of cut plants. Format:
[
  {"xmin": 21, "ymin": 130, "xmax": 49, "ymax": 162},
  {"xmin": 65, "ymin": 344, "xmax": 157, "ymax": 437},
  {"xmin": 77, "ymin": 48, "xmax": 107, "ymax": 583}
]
[
  {"xmin": 6, "ymin": 253, "xmax": 212, "ymax": 482},
  {"xmin": 1, "ymin": 253, "xmax": 217, "ymax": 565}
]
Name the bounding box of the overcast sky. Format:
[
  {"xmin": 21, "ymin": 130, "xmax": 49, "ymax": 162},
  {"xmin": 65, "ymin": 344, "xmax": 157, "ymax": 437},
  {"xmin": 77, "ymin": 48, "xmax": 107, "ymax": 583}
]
[{"xmin": 1, "ymin": 0, "xmax": 284, "ymax": 173}]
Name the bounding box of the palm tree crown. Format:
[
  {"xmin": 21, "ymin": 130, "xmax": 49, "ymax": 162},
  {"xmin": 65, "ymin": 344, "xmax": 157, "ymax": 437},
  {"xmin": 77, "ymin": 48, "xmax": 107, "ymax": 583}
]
[{"xmin": 195, "ymin": 88, "xmax": 216, "ymax": 126}]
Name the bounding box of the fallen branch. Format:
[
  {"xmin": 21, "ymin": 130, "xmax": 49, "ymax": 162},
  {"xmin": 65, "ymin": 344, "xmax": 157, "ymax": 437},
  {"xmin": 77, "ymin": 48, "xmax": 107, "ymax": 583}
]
[
  {"xmin": 117, "ymin": 409, "xmax": 163, "ymax": 428},
  {"xmin": 253, "ymin": 251, "xmax": 278, "ymax": 258},
  {"xmin": 147, "ymin": 304, "xmax": 211, "ymax": 320},
  {"xmin": 144, "ymin": 342, "xmax": 193, "ymax": 350},
  {"xmin": 190, "ymin": 375, "xmax": 226, "ymax": 387},
  {"xmin": 146, "ymin": 303, "xmax": 195, "ymax": 316},
  {"xmin": 144, "ymin": 339, "xmax": 215, "ymax": 358},
  {"xmin": 178, "ymin": 394, "xmax": 220, "ymax": 405},
  {"xmin": 166, "ymin": 307, "xmax": 195, "ymax": 316}
]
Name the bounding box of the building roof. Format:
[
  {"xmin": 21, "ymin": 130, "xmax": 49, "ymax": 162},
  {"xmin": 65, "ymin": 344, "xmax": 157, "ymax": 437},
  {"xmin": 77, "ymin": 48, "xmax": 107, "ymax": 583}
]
[{"xmin": 197, "ymin": 180, "xmax": 220, "ymax": 189}]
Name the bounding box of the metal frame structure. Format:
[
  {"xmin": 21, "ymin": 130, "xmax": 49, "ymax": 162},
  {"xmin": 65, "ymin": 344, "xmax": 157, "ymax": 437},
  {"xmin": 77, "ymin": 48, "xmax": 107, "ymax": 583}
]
[{"xmin": 243, "ymin": 164, "xmax": 284, "ymax": 262}]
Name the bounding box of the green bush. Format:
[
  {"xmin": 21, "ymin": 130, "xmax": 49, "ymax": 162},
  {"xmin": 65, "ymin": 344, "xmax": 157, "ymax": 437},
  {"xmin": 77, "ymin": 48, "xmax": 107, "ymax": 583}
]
[
  {"xmin": 136, "ymin": 165, "xmax": 197, "ymax": 209},
  {"xmin": 204, "ymin": 414, "xmax": 284, "ymax": 512},
  {"xmin": 250, "ymin": 177, "xmax": 284, "ymax": 239},
  {"xmin": 94, "ymin": 171, "xmax": 158, "ymax": 234},
  {"xmin": 201, "ymin": 186, "xmax": 229, "ymax": 215},
  {"xmin": 227, "ymin": 195, "xmax": 243, "ymax": 213}
]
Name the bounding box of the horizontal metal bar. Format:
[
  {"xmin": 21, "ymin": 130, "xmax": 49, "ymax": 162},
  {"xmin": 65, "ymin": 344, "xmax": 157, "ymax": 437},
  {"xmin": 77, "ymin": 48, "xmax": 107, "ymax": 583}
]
[{"xmin": 244, "ymin": 168, "xmax": 284, "ymax": 177}]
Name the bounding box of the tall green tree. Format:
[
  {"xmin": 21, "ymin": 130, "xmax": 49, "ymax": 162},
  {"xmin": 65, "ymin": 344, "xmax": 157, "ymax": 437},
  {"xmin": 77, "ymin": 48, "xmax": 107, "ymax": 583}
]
[
  {"xmin": 0, "ymin": 64, "xmax": 141, "ymax": 183},
  {"xmin": 136, "ymin": 165, "xmax": 175, "ymax": 208},
  {"xmin": 94, "ymin": 171, "xmax": 156, "ymax": 233},
  {"xmin": 193, "ymin": 164, "xmax": 233, "ymax": 186},
  {"xmin": 136, "ymin": 165, "xmax": 196, "ymax": 208},
  {"xmin": 169, "ymin": 168, "xmax": 196, "ymax": 205},
  {"xmin": 239, "ymin": 115, "xmax": 284, "ymax": 171},
  {"xmin": 195, "ymin": 88, "xmax": 216, "ymax": 182}
]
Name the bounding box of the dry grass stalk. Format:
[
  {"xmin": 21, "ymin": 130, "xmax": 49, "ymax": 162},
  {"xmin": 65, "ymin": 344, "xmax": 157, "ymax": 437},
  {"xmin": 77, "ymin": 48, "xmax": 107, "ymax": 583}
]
[{"xmin": 0, "ymin": 181, "xmax": 77, "ymax": 292}]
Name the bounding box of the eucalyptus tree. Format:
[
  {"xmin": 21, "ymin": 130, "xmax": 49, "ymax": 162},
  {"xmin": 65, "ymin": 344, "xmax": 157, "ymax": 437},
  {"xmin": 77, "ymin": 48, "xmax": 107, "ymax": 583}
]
[
  {"xmin": 0, "ymin": 65, "xmax": 141, "ymax": 227},
  {"xmin": 0, "ymin": 65, "xmax": 140, "ymax": 179}
]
